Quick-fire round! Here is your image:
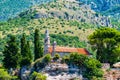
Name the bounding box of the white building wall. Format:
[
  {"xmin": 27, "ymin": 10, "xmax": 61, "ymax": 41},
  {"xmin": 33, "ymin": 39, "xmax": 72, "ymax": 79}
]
[{"xmin": 57, "ymin": 52, "xmax": 70, "ymax": 57}]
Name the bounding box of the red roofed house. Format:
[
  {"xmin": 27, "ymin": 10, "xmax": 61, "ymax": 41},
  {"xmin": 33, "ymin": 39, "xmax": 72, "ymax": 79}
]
[{"xmin": 44, "ymin": 30, "xmax": 90, "ymax": 56}]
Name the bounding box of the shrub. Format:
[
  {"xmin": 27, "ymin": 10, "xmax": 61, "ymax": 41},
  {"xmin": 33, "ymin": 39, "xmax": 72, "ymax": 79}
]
[
  {"xmin": 0, "ymin": 69, "xmax": 11, "ymax": 80},
  {"xmin": 83, "ymin": 58, "xmax": 103, "ymax": 80},
  {"xmin": 33, "ymin": 58, "xmax": 45, "ymax": 71},
  {"xmin": 53, "ymin": 53, "xmax": 60, "ymax": 61},
  {"xmin": 61, "ymin": 55, "xmax": 70, "ymax": 64},
  {"xmin": 30, "ymin": 72, "xmax": 46, "ymax": 80},
  {"xmin": 42, "ymin": 54, "xmax": 51, "ymax": 64}
]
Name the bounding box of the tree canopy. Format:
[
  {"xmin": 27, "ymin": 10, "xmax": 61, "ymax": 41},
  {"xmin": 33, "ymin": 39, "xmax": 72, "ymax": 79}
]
[
  {"xmin": 20, "ymin": 34, "xmax": 33, "ymax": 67},
  {"xmin": 3, "ymin": 35, "xmax": 21, "ymax": 69},
  {"xmin": 34, "ymin": 29, "xmax": 43, "ymax": 61},
  {"xmin": 88, "ymin": 28, "xmax": 120, "ymax": 64},
  {"xmin": 69, "ymin": 53, "xmax": 103, "ymax": 80}
]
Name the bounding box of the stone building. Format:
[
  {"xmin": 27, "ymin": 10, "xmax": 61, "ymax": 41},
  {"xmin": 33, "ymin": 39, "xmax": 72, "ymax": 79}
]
[{"xmin": 44, "ymin": 30, "xmax": 89, "ymax": 56}]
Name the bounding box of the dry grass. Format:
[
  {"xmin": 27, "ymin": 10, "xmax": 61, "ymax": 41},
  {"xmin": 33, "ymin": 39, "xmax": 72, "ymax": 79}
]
[{"xmin": 1, "ymin": 18, "xmax": 94, "ymax": 41}]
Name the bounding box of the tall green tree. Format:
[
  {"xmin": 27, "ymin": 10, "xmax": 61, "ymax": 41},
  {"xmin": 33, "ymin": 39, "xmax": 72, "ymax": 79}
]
[
  {"xmin": 88, "ymin": 28, "xmax": 120, "ymax": 64},
  {"xmin": 21, "ymin": 33, "xmax": 26, "ymax": 56},
  {"xmin": 20, "ymin": 34, "xmax": 33, "ymax": 66},
  {"xmin": 34, "ymin": 29, "xmax": 43, "ymax": 61},
  {"xmin": 3, "ymin": 35, "xmax": 21, "ymax": 69}
]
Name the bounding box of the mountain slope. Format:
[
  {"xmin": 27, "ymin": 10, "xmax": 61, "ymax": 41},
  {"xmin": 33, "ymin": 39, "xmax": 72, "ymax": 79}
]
[
  {"xmin": 31, "ymin": 0, "xmax": 112, "ymax": 27},
  {"xmin": 0, "ymin": 0, "xmax": 52, "ymax": 21},
  {"xmin": 0, "ymin": 0, "xmax": 120, "ymax": 21},
  {"xmin": 79, "ymin": 0, "xmax": 120, "ymax": 11},
  {"xmin": 79, "ymin": 0, "xmax": 120, "ymax": 19},
  {"xmin": 0, "ymin": 0, "xmax": 116, "ymax": 43},
  {"xmin": 0, "ymin": 0, "xmax": 98, "ymax": 53}
]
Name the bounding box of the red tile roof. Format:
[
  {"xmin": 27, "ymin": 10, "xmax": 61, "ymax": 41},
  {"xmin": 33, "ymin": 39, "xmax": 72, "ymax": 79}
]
[{"xmin": 48, "ymin": 46, "xmax": 89, "ymax": 55}]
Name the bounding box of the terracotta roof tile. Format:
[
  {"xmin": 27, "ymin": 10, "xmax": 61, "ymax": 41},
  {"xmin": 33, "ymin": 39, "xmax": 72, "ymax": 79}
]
[{"xmin": 48, "ymin": 46, "xmax": 89, "ymax": 55}]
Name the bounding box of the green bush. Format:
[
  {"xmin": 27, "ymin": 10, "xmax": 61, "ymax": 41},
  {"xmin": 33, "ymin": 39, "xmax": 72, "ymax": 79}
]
[
  {"xmin": 61, "ymin": 55, "xmax": 70, "ymax": 64},
  {"xmin": 0, "ymin": 69, "xmax": 11, "ymax": 80},
  {"xmin": 53, "ymin": 53, "xmax": 60, "ymax": 61},
  {"xmin": 42, "ymin": 54, "xmax": 51, "ymax": 64},
  {"xmin": 84, "ymin": 58, "xmax": 103, "ymax": 80},
  {"xmin": 11, "ymin": 76, "xmax": 19, "ymax": 80},
  {"xmin": 30, "ymin": 72, "xmax": 46, "ymax": 80}
]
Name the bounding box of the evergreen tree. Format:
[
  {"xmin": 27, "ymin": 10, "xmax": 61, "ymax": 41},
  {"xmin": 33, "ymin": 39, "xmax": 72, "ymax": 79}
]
[
  {"xmin": 26, "ymin": 41, "xmax": 33, "ymax": 61},
  {"xmin": 3, "ymin": 35, "xmax": 21, "ymax": 69},
  {"xmin": 88, "ymin": 28, "xmax": 120, "ymax": 64},
  {"xmin": 34, "ymin": 29, "xmax": 43, "ymax": 61},
  {"xmin": 21, "ymin": 33, "xmax": 26, "ymax": 56},
  {"xmin": 20, "ymin": 34, "xmax": 33, "ymax": 66}
]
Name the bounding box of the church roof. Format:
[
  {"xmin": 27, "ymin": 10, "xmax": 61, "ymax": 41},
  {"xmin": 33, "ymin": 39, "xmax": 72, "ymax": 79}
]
[{"xmin": 48, "ymin": 46, "xmax": 89, "ymax": 55}]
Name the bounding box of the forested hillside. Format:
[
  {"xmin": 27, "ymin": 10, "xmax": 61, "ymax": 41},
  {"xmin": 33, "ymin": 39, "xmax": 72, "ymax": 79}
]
[{"xmin": 0, "ymin": 0, "xmax": 52, "ymax": 21}]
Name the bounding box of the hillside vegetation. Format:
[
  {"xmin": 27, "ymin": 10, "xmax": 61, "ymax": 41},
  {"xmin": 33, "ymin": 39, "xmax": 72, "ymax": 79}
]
[
  {"xmin": 0, "ymin": 0, "xmax": 52, "ymax": 21},
  {"xmin": 32, "ymin": 0, "xmax": 112, "ymax": 27},
  {"xmin": 0, "ymin": 0, "xmax": 114, "ymax": 41},
  {"xmin": 0, "ymin": 0, "xmax": 119, "ymax": 59}
]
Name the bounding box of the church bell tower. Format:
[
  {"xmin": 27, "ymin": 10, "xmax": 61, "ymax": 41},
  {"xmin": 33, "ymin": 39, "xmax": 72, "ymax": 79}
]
[{"xmin": 44, "ymin": 29, "xmax": 50, "ymax": 55}]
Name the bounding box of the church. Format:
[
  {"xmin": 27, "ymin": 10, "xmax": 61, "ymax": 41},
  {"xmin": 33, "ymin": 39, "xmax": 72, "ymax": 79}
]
[{"xmin": 44, "ymin": 30, "xmax": 90, "ymax": 56}]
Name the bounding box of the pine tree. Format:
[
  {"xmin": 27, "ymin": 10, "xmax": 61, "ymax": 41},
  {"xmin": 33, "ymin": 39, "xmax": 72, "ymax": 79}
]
[
  {"xmin": 3, "ymin": 35, "xmax": 21, "ymax": 69},
  {"xmin": 34, "ymin": 29, "xmax": 43, "ymax": 61},
  {"xmin": 88, "ymin": 28, "xmax": 120, "ymax": 64},
  {"xmin": 20, "ymin": 34, "xmax": 33, "ymax": 67}
]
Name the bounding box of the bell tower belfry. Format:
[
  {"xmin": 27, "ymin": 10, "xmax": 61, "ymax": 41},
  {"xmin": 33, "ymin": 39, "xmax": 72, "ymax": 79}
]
[{"xmin": 44, "ymin": 29, "xmax": 50, "ymax": 55}]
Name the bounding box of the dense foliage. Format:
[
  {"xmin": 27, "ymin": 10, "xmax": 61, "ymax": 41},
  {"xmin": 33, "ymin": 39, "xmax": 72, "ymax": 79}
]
[
  {"xmin": 33, "ymin": 54, "xmax": 51, "ymax": 71},
  {"xmin": 30, "ymin": 72, "xmax": 47, "ymax": 80},
  {"xmin": 42, "ymin": 54, "xmax": 51, "ymax": 64},
  {"xmin": 34, "ymin": 29, "xmax": 43, "ymax": 61},
  {"xmin": 53, "ymin": 53, "xmax": 60, "ymax": 61},
  {"xmin": 50, "ymin": 34, "xmax": 87, "ymax": 48},
  {"xmin": 84, "ymin": 58, "xmax": 103, "ymax": 80},
  {"xmin": 0, "ymin": 69, "xmax": 11, "ymax": 80},
  {"xmin": 3, "ymin": 35, "xmax": 21, "ymax": 69},
  {"xmin": 88, "ymin": 28, "xmax": 120, "ymax": 64},
  {"xmin": 20, "ymin": 34, "xmax": 33, "ymax": 67},
  {"xmin": 68, "ymin": 53, "xmax": 103, "ymax": 80},
  {"xmin": 61, "ymin": 53, "xmax": 104, "ymax": 80},
  {"xmin": 69, "ymin": 53, "xmax": 87, "ymax": 67}
]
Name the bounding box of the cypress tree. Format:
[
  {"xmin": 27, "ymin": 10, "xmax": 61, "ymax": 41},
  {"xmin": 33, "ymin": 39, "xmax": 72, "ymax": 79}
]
[
  {"xmin": 21, "ymin": 33, "xmax": 26, "ymax": 56},
  {"xmin": 34, "ymin": 29, "xmax": 43, "ymax": 61},
  {"xmin": 26, "ymin": 41, "xmax": 33, "ymax": 60},
  {"xmin": 3, "ymin": 35, "xmax": 21, "ymax": 69},
  {"xmin": 20, "ymin": 34, "xmax": 33, "ymax": 67}
]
